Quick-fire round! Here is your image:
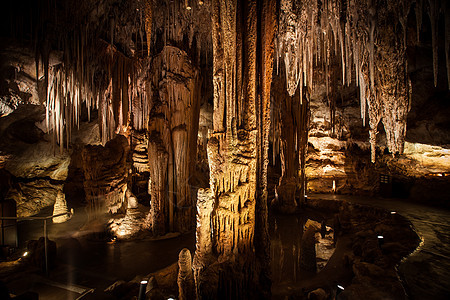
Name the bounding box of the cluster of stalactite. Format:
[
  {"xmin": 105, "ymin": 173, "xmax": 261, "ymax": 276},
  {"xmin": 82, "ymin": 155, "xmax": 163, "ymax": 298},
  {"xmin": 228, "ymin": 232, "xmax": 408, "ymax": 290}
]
[
  {"xmin": 35, "ymin": 0, "xmax": 151, "ymax": 151},
  {"xmin": 33, "ymin": 0, "xmax": 216, "ymax": 238},
  {"xmin": 44, "ymin": 38, "xmax": 149, "ymax": 149},
  {"xmin": 147, "ymin": 46, "xmax": 201, "ymax": 235},
  {"xmin": 81, "ymin": 135, "xmax": 131, "ymax": 220},
  {"xmin": 151, "ymin": 0, "xmax": 212, "ymax": 64},
  {"xmin": 276, "ymin": 0, "xmax": 449, "ymax": 162},
  {"xmin": 193, "ymin": 0, "xmax": 276, "ymax": 298}
]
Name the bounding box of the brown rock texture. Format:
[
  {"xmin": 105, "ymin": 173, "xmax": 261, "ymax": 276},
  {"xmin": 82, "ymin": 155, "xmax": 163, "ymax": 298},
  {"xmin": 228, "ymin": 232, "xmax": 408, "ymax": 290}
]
[
  {"xmin": 177, "ymin": 248, "xmax": 195, "ymax": 300},
  {"xmin": 193, "ymin": 0, "xmax": 276, "ymax": 298},
  {"xmin": 147, "ymin": 45, "xmax": 201, "ymax": 235},
  {"xmin": 82, "ymin": 135, "xmax": 130, "ymax": 220},
  {"xmin": 52, "ymin": 190, "xmax": 70, "ymax": 223},
  {"xmin": 271, "ymin": 63, "xmax": 310, "ymax": 213}
]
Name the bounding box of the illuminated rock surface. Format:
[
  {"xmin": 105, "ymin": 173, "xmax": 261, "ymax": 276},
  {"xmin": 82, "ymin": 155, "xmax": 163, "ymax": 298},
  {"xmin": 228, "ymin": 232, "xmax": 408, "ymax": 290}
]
[{"xmin": 0, "ymin": 0, "xmax": 449, "ymax": 299}]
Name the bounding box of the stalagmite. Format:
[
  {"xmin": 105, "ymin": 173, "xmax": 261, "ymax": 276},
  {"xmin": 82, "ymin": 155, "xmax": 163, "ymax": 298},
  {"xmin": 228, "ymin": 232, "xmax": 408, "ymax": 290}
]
[
  {"xmin": 52, "ymin": 190, "xmax": 70, "ymax": 223},
  {"xmin": 177, "ymin": 248, "xmax": 195, "ymax": 300}
]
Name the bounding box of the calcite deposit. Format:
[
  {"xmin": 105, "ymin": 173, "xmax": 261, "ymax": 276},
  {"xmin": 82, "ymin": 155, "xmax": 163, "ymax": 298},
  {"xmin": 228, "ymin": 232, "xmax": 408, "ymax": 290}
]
[{"xmin": 0, "ymin": 0, "xmax": 449, "ymax": 298}]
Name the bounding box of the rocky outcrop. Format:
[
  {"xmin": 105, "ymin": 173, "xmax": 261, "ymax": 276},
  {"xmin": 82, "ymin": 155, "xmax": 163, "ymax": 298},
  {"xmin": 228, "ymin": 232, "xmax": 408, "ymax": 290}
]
[
  {"xmin": 82, "ymin": 135, "xmax": 130, "ymax": 220},
  {"xmin": 0, "ymin": 43, "xmax": 60, "ymax": 116},
  {"xmin": 0, "ymin": 99, "xmax": 101, "ymax": 217},
  {"xmin": 131, "ymin": 130, "xmax": 149, "ymax": 173},
  {"xmin": 108, "ymin": 205, "xmax": 147, "ymax": 239}
]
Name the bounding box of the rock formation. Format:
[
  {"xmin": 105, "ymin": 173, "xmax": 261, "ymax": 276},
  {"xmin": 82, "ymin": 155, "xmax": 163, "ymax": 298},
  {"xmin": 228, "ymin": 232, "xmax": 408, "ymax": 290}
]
[
  {"xmin": 82, "ymin": 135, "xmax": 130, "ymax": 220},
  {"xmin": 177, "ymin": 248, "xmax": 195, "ymax": 300},
  {"xmin": 52, "ymin": 190, "xmax": 70, "ymax": 223},
  {"xmin": 0, "ymin": 0, "xmax": 449, "ymax": 297},
  {"xmin": 271, "ymin": 63, "xmax": 310, "ymax": 213},
  {"xmin": 193, "ymin": 0, "xmax": 276, "ymax": 298},
  {"xmin": 147, "ymin": 45, "xmax": 201, "ymax": 235},
  {"xmin": 275, "ymin": 0, "xmax": 419, "ymax": 162}
]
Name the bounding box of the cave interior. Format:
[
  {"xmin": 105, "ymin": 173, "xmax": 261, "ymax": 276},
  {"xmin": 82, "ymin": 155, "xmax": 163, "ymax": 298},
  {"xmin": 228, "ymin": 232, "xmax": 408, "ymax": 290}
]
[{"xmin": 0, "ymin": 0, "xmax": 449, "ymax": 299}]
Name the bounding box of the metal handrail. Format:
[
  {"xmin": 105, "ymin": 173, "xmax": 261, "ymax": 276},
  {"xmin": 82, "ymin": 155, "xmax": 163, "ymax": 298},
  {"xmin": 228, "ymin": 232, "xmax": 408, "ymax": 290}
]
[
  {"xmin": 0, "ymin": 211, "xmax": 73, "ymax": 276},
  {"xmin": 0, "ymin": 212, "xmax": 71, "ymax": 220}
]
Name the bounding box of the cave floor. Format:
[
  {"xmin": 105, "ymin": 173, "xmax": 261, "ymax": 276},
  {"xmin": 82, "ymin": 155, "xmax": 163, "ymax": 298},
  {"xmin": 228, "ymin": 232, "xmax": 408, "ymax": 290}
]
[
  {"xmin": 2, "ymin": 195, "xmax": 450, "ymax": 299},
  {"xmin": 3, "ymin": 204, "xmax": 195, "ymax": 299},
  {"xmin": 309, "ymin": 194, "xmax": 450, "ymax": 300}
]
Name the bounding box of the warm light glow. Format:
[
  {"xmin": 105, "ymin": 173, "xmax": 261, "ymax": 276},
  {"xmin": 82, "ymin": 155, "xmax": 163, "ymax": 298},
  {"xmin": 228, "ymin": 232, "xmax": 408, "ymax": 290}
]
[
  {"xmin": 337, "ymin": 285, "xmax": 345, "ymax": 290},
  {"xmin": 140, "ymin": 280, "xmax": 148, "ymax": 285},
  {"xmin": 391, "ymin": 211, "xmax": 397, "ymax": 215},
  {"xmin": 332, "ymin": 180, "xmax": 336, "ymax": 193},
  {"xmin": 377, "ymin": 235, "xmax": 384, "ymax": 239},
  {"xmin": 185, "ymin": 0, "xmax": 192, "ymax": 10},
  {"xmin": 23, "ymin": 251, "xmax": 28, "ymax": 257}
]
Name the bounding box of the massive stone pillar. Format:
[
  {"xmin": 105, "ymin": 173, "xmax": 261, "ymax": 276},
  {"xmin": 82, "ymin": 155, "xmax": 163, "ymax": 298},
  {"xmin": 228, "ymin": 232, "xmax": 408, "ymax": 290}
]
[
  {"xmin": 193, "ymin": 0, "xmax": 276, "ymax": 298},
  {"xmin": 147, "ymin": 46, "xmax": 201, "ymax": 235}
]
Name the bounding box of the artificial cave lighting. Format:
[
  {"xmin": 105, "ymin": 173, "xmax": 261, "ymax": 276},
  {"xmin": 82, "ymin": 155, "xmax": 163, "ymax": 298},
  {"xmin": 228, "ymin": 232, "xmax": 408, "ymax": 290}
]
[{"xmin": 0, "ymin": 0, "xmax": 450, "ymax": 299}]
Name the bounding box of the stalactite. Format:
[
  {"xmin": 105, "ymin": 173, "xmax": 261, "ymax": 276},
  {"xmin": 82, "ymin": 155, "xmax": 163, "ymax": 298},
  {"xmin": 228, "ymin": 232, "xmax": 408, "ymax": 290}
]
[
  {"xmin": 144, "ymin": 0, "xmax": 152, "ymax": 56},
  {"xmin": 272, "ymin": 0, "xmax": 418, "ymax": 161},
  {"xmin": 416, "ymin": 0, "xmax": 423, "ymax": 43},
  {"xmin": 44, "ymin": 35, "xmax": 137, "ymax": 149},
  {"xmin": 428, "ymin": 0, "xmax": 439, "ymax": 87},
  {"xmin": 360, "ymin": 71, "xmax": 367, "ymax": 127},
  {"xmin": 368, "ymin": 8, "xmax": 376, "ymax": 92},
  {"xmin": 445, "ymin": 0, "xmax": 450, "ymax": 89}
]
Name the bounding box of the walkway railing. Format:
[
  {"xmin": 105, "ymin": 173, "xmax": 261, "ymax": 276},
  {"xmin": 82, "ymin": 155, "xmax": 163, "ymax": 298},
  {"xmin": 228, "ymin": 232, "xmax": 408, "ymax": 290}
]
[{"xmin": 0, "ymin": 212, "xmax": 72, "ymax": 276}]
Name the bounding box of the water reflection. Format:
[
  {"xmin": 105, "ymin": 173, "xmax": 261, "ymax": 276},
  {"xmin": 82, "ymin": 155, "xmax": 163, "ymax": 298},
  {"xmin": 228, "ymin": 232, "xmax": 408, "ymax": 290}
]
[
  {"xmin": 270, "ymin": 212, "xmax": 336, "ymax": 288},
  {"xmin": 270, "ymin": 214, "xmax": 305, "ymax": 285}
]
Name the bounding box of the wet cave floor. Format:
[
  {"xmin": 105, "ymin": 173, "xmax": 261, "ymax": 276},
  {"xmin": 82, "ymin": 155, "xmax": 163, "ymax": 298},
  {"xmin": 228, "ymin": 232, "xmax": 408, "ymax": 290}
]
[{"xmin": 1, "ymin": 195, "xmax": 449, "ymax": 299}]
